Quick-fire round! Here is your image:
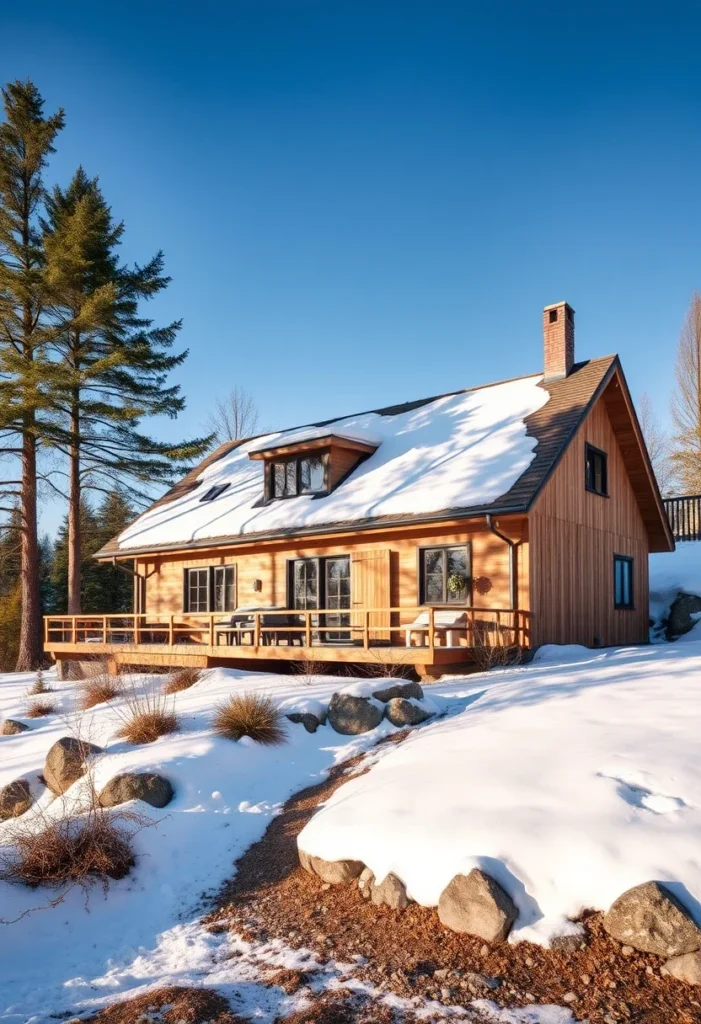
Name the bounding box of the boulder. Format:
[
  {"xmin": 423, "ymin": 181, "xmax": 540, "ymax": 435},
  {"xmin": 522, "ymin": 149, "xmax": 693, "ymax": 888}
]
[
  {"xmin": 298, "ymin": 848, "xmax": 364, "ymax": 884},
  {"xmin": 358, "ymin": 866, "xmax": 375, "ymax": 899},
  {"xmin": 661, "ymin": 951, "xmax": 701, "ymax": 985},
  {"xmin": 327, "ymin": 693, "xmax": 383, "ymax": 735},
  {"xmin": 437, "ymin": 868, "xmax": 517, "ymax": 943},
  {"xmin": 286, "ymin": 712, "xmax": 321, "ymax": 734},
  {"xmin": 98, "ymin": 772, "xmax": 174, "ymax": 809},
  {"xmin": 384, "ymin": 697, "xmax": 432, "ymax": 727},
  {"xmin": 667, "ymin": 593, "xmax": 701, "ymax": 639},
  {"xmin": 603, "ymin": 882, "xmax": 701, "ymax": 957},
  {"xmin": 1, "ymin": 719, "xmax": 29, "ymax": 736},
  {"xmin": 0, "ymin": 779, "xmax": 32, "ymax": 820},
  {"xmin": 44, "ymin": 737, "xmax": 102, "ymax": 796},
  {"xmin": 372, "ymin": 680, "xmax": 424, "ymax": 703},
  {"xmin": 370, "ymin": 872, "xmax": 408, "ymax": 910}
]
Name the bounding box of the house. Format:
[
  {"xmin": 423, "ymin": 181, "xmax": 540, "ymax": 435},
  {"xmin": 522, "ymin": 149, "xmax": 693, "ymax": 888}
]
[{"xmin": 44, "ymin": 302, "xmax": 674, "ymax": 679}]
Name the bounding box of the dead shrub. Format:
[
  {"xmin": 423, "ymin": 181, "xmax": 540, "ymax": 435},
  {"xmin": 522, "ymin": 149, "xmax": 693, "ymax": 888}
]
[
  {"xmin": 113, "ymin": 681, "xmax": 178, "ymax": 744},
  {"xmin": 27, "ymin": 669, "xmax": 53, "ymax": 696},
  {"xmin": 24, "ymin": 699, "xmax": 58, "ymax": 718},
  {"xmin": 470, "ymin": 623, "xmax": 523, "ymax": 672},
  {"xmin": 163, "ymin": 666, "xmax": 200, "ymax": 694},
  {"xmin": 78, "ymin": 674, "xmax": 121, "ymax": 710},
  {"xmin": 213, "ymin": 692, "xmax": 286, "ymax": 745}
]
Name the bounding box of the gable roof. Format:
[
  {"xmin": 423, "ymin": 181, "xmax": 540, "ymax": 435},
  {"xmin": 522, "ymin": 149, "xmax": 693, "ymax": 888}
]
[{"xmin": 96, "ymin": 354, "xmax": 673, "ymax": 558}]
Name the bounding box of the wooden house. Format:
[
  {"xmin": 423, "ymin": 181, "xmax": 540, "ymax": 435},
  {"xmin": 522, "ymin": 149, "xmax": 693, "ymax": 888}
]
[{"xmin": 44, "ymin": 302, "xmax": 674, "ymax": 679}]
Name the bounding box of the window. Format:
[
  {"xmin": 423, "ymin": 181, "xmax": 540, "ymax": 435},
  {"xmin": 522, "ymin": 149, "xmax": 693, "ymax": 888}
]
[
  {"xmin": 585, "ymin": 444, "xmax": 608, "ymax": 496},
  {"xmin": 614, "ymin": 555, "xmax": 634, "ymax": 610},
  {"xmin": 419, "ymin": 545, "xmax": 471, "ymax": 605},
  {"xmin": 213, "ymin": 566, "xmax": 236, "ymax": 612},
  {"xmin": 185, "ymin": 568, "xmax": 209, "ymax": 613},
  {"xmin": 270, "ymin": 454, "xmax": 327, "ymax": 499},
  {"xmin": 184, "ymin": 566, "xmax": 237, "ymax": 612},
  {"xmin": 300, "ymin": 454, "xmax": 325, "ymax": 493},
  {"xmin": 291, "ymin": 558, "xmax": 320, "ymax": 610},
  {"xmin": 199, "ymin": 483, "xmax": 230, "ymax": 502}
]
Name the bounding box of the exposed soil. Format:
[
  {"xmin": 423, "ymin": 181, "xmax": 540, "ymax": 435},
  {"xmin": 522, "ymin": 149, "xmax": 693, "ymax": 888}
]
[
  {"xmin": 82, "ymin": 985, "xmax": 241, "ymax": 1024},
  {"xmin": 210, "ymin": 741, "xmax": 701, "ymax": 1024}
]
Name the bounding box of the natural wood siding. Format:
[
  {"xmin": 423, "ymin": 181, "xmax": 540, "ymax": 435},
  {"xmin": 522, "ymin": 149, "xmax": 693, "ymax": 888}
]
[{"xmin": 529, "ymin": 394, "xmax": 649, "ymax": 647}]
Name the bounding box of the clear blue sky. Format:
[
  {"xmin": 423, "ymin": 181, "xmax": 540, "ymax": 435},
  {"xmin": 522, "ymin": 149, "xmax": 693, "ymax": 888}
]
[{"xmin": 2, "ymin": 1, "xmax": 700, "ymax": 534}]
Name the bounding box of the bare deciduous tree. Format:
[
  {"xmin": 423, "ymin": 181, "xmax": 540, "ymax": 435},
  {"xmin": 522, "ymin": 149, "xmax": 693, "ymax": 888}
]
[
  {"xmin": 205, "ymin": 385, "xmax": 260, "ymax": 447},
  {"xmin": 638, "ymin": 391, "xmax": 674, "ymax": 496},
  {"xmin": 670, "ymin": 293, "xmax": 701, "ymax": 493}
]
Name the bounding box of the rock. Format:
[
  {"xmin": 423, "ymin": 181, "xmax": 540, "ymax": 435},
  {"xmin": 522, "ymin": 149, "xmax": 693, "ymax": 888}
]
[
  {"xmin": 603, "ymin": 881, "xmax": 701, "ymax": 957},
  {"xmin": 1, "ymin": 719, "xmax": 29, "ymax": 736},
  {"xmin": 298, "ymin": 848, "xmax": 364, "ymax": 885},
  {"xmin": 552, "ymin": 933, "xmax": 584, "ymax": 952},
  {"xmin": 358, "ymin": 867, "xmax": 375, "ymax": 899},
  {"xmin": 327, "ymin": 693, "xmax": 383, "ymax": 735},
  {"xmin": 98, "ymin": 773, "xmax": 174, "ymax": 809},
  {"xmin": 667, "ymin": 593, "xmax": 701, "ymax": 639},
  {"xmin": 384, "ymin": 697, "xmax": 432, "ymax": 727},
  {"xmin": 437, "ymin": 868, "xmax": 517, "ymax": 943},
  {"xmin": 286, "ymin": 712, "xmax": 321, "ymax": 734},
  {"xmin": 372, "ymin": 681, "xmax": 424, "ymax": 703},
  {"xmin": 463, "ymin": 971, "xmax": 500, "ymax": 992},
  {"xmin": 370, "ymin": 872, "xmax": 408, "ymax": 910},
  {"xmin": 0, "ymin": 778, "xmax": 32, "ymax": 820},
  {"xmin": 44, "ymin": 737, "xmax": 102, "ymax": 796},
  {"xmin": 661, "ymin": 951, "xmax": 701, "ymax": 985}
]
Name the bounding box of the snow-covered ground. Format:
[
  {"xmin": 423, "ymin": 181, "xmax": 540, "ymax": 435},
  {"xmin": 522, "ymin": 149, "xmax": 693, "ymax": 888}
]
[
  {"xmin": 299, "ymin": 641, "xmax": 701, "ymax": 946},
  {"xmin": 0, "ymin": 668, "xmax": 569, "ymax": 1024}
]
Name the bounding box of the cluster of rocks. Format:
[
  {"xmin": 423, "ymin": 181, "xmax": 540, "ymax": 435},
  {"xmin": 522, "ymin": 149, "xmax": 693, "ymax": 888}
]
[
  {"xmin": 286, "ymin": 681, "xmax": 433, "ymax": 736},
  {"xmin": 665, "ymin": 592, "xmax": 701, "ymax": 640},
  {"xmin": 0, "ymin": 734, "xmax": 174, "ymax": 822},
  {"xmin": 299, "ymin": 850, "xmax": 701, "ymax": 986}
]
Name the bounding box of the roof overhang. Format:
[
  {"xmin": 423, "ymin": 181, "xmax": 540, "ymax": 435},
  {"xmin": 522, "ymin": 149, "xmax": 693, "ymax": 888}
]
[{"xmin": 248, "ymin": 433, "xmax": 378, "ymax": 461}]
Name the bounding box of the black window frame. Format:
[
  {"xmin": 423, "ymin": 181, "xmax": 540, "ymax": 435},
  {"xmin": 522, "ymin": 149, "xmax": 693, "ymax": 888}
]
[
  {"xmin": 268, "ymin": 452, "xmax": 329, "ymax": 500},
  {"xmin": 585, "ymin": 443, "xmax": 608, "ymax": 497},
  {"xmin": 183, "ymin": 565, "xmax": 237, "ymax": 613},
  {"xmin": 184, "ymin": 566, "xmax": 210, "ymax": 613},
  {"xmin": 613, "ymin": 554, "xmax": 634, "ymax": 611},
  {"xmin": 418, "ymin": 544, "xmax": 472, "ymax": 606},
  {"xmin": 199, "ymin": 483, "xmax": 231, "ymax": 503}
]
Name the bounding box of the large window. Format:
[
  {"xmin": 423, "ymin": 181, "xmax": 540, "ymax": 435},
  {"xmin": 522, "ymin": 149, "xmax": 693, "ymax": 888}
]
[
  {"xmin": 419, "ymin": 545, "xmax": 471, "ymax": 605},
  {"xmin": 614, "ymin": 555, "xmax": 634, "ymax": 610},
  {"xmin": 270, "ymin": 454, "xmax": 327, "ymax": 499},
  {"xmin": 585, "ymin": 443, "xmax": 608, "ymax": 496},
  {"xmin": 291, "ymin": 558, "xmax": 320, "ymax": 610},
  {"xmin": 184, "ymin": 566, "xmax": 237, "ymax": 613}
]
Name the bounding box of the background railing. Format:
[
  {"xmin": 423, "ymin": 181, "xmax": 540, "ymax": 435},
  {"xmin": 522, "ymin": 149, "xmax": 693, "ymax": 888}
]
[
  {"xmin": 663, "ymin": 494, "xmax": 701, "ymax": 541},
  {"xmin": 44, "ymin": 606, "xmax": 532, "ymax": 652}
]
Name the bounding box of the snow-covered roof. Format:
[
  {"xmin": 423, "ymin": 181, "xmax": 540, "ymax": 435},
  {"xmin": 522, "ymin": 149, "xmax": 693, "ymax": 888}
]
[{"xmin": 248, "ymin": 425, "xmax": 380, "ymax": 454}]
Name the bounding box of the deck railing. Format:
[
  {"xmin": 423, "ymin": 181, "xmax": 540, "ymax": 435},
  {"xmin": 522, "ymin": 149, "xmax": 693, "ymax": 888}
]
[
  {"xmin": 44, "ymin": 606, "xmax": 532, "ymax": 653},
  {"xmin": 663, "ymin": 494, "xmax": 701, "ymax": 541}
]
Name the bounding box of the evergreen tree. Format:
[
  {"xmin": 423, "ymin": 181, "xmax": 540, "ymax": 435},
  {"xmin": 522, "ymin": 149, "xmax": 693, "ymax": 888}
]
[
  {"xmin": 0, "ymin": 80, "xmax": 65, "ymax": 669},
  {"xmin": 42, "ymin": 168, "xmax": 210, "ymax": 613}
]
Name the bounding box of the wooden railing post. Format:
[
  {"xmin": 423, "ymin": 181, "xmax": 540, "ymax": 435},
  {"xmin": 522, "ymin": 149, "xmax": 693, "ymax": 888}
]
[
  {"xmin": 254, "ymin": 612, "xmax": 261, "ymax": 648},
  {"xmin": 134, "ymin": 614, "xmax": 140, "ymax": 645},
  {"xmin": 305, "ymin": 611, "xmax": 312, "ymax": 648},
  {"xmin": 363, "ymin": 610, "xmax": 370, "ymax": 650},
  {"xmin": 71, "ymin": 616, "xmax": 76, "ymax": 645},
  {"xmin": 209, "ymin": 613, "xmax": 215, "ymax": 648},
  {"xmin": 428, "ymin": 606, "xmax": 435, "ymax": 654},
  {"xmin": 168, "ymin": 614, "xmax": 174, "ymax": 646},
  {"xmin": 102, "ymin": 616, "xmax": 107, "ymax": 644}
]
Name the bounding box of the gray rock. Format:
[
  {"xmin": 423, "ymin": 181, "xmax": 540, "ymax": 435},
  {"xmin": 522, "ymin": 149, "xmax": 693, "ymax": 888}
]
[
  {"xmin": 0, "ymin": 778, "xmax": 32, "ymax": 820},
  {"xmin": 298, "ymin": 847, "xmax": 364, "ymax": 884},
  {"xmin": 551, "ymin": 933, "xmax": 585, "ymax": 952},
  {"xmin": 327, "ymin": 693, "xmax": 383, "ymax": 735},
  {"xmin": 661, "ymin": 951, "xmax": 701, "ymax": 985},
  {"xmin": 44, "ymin": 737, "xmax": 102, "ymax": 796},
  {"xmin": 667, "ymin": 593, "xmax": 701, "ymax": 639},
  {"xmin": 370, "ymin": 872, "xmax": 408, "ymax": 910},
  {"xmin": 437, "ymin": 868, "xmax": 517, "ymax": 943},
  {"xmin": 286, "ymin": 712, "xmax": 321, "ymax": 734},
  {"xmin": 385, "ymin": 696, "xmax": 432, "ymax": 727},
  {"xmin": 98, "ymin": 772, "xmax": 174, "ymax": 809},
  {"xmin": 358, "ymin": 866, "xmax": 375, "ymax": 899},
  {"xmin": 372, "ymin": 680, "xmax": 424, "ymax": 703},
  {"xmin": 1, "ymin": 719, "xmax": 29, "ymax": 736},
  {"xmin": 603, "ymin": 881, "xmax": 701, "ymax": 957},
  {"xmin": 463, "ymin": 972, "xmax": 500, "ymax": 992}
]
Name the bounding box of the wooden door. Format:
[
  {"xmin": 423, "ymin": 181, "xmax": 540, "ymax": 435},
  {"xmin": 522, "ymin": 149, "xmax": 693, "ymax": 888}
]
[{"xmin": 351, "ymin": 549, "xmax": 391, "ymax": 642}]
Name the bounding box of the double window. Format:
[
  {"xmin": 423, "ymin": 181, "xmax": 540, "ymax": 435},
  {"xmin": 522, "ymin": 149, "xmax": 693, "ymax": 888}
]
[
  {"xmin": 184, "ymin": 565, "xmax": 237, "ymax": 613},
  {"xmin": 613, "ymin": 555, "xmax": 634, "ymax": 610},
  {"xmin": 419, "ymin": 545, "xmax": 471, "ymax": 605},
  {"xmin": 585, "ymin": 444, "xmax": 608, "ymax": 496},
  {"xmin": 271, "ymin": 454, "xmax": 326, "ymax": 499}
]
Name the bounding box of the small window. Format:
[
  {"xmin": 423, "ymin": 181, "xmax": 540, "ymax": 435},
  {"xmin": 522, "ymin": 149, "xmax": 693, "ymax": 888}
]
[
  {"xmin": 419, "ymin": 545, "xmax": 471, "ymax": 605},
  {"xmin": 199, "ymin": 483, "xmax": 230, "ymax": 502},
  {"xmin": 300, "ymin": 454, "xmax": 325, "ymax": 493},
  {"xmin": 585, "ymin": 444, "xmax": 608, "ymax": 496},
  {"xmin": 269, "ymin": 454, "xmax": 327, "ymax": 499},
  {"xmin": 272, "ymin": 459, "xmax": 298, "ymax": 498},
  {"xmin": 185, "ymin": 567, "xmax": 209, "ymax": 612},
  {"xmin": 213, "ymin": 566, "xmax": 236, "ymax": 612},
  {"xmin": 614, "ymin": 555, "xmax": 634, "ymax": 610}
]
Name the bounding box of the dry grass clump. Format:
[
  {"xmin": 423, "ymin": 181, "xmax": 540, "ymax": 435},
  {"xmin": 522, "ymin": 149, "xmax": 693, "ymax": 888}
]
[
  {"xmin": 24, "ymin": 699, "xmax": 58, "ymax": 718},
  {"xmin": 27, "ymin": 669, "xmax": 53, "ymax": 696},
  {"xmin": 213, "ymin": 692, "xmax": 286, "ymax": 745},
  {"xmin": 0, "ymin": 808, "xmax": 136, "ymax": 889},
  {"xmin": 163, "ymin": 666, "xmax": 200, "ymax": 695},
  {"xmin": 78, "ymin": 674, "xmax": 121, "ymax": 710},
  {"xmin": 114, "ymin": 682, "xmax": 178, "ymax": 745}
]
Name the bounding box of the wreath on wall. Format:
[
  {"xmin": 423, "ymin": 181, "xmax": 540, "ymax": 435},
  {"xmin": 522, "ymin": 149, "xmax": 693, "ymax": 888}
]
[{"xmin": 447, "ymin": 571, "xmax": 467, "ymax": 595}]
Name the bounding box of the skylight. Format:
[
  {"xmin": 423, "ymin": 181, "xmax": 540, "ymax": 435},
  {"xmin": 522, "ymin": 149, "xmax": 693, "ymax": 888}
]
[{"xmin": 199, "ymin": 483, "xmax": 231, "ymax": 502}]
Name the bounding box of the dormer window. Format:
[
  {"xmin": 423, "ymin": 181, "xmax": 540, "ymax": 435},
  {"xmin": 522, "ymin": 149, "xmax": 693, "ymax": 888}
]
[
  {"xmin": 271, "ymin": 454, "xmax": 327, "ymax": 498},
  {"xmin": 248, "ymin": 430, "xmax": 380, "ymax": 503}
]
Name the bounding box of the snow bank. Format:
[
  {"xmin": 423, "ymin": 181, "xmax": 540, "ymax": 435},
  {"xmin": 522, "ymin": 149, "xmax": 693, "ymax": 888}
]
[
  {"xmin": 298, "ymin": 643, "xmax": 701, "ymax": 945},
  {"xmin": 649, "ymin": 540, "xmax": 701, "ymax": 635},
  {"xmin": 117, "ymin": 375, "xmax": 548, "ymax": 550}
]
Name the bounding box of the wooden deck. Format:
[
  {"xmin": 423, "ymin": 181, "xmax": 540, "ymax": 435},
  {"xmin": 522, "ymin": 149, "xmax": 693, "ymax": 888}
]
[{"xmin": 44, "ymin": 607, "xmax": 531, "ymax": 676}]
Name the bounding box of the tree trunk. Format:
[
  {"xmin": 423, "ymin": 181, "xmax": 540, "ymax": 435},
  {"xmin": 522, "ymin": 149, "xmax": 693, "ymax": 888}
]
[
  {"xmin": 67, "ymin": 398, "xmax": 81, "ymax": 614},
  {"xmin": 15, "ymin": 426, "xmax": 42, "ymax": 670}
]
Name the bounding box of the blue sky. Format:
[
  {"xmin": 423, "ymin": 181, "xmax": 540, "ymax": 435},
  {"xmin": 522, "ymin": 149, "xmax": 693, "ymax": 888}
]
[{"xmin": 2, "ymin": 1, "xmax": 700, "ymax": 534}]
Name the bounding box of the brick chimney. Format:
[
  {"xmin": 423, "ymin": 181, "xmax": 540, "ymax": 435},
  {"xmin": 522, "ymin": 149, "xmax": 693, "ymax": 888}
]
[{"xmin": 543, "ymin": 301, "xmax": 575, "ymax": 382}]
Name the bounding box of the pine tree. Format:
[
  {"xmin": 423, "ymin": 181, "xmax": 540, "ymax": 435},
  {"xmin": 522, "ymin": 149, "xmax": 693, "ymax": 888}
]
[
  {"xmin": 42, "ymin": 168, "xmax": 210, "ymax": 613},
  {"xmin": 0, "ymin": 80, "xmax": 65, "ymax": 669}
]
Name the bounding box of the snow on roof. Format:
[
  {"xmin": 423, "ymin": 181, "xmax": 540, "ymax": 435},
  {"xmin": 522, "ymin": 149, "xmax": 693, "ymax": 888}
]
[
  {"xmin": 248, "ymin": 424, "xmax": 381, "ymax": 453},
  {"xmin": 116, "ymin": 373, "xmax": 548, "ymax": 551}
]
